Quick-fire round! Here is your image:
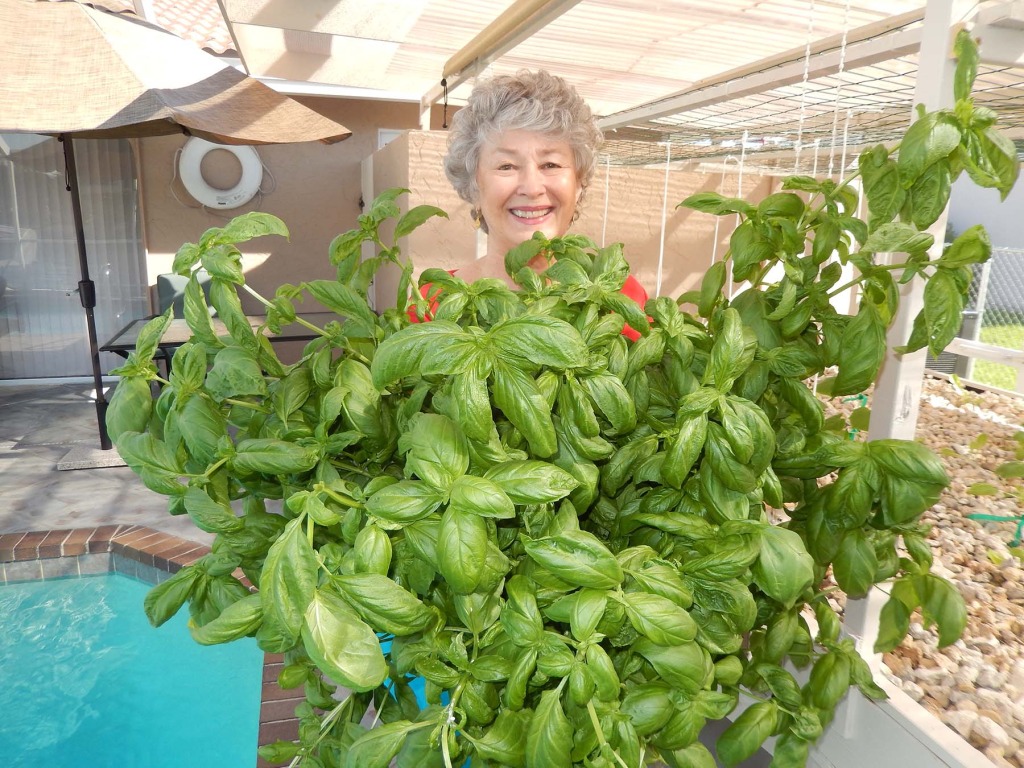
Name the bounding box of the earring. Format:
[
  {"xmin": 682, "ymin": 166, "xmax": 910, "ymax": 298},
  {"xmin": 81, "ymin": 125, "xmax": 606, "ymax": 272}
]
[{"xmin": 471, "ymin": 208, "xmax": 482, "ymax": 230}]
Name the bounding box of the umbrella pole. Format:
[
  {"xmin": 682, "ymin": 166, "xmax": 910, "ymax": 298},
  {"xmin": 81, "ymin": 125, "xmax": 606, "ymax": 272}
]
[{"xmin": 61, "ymin": 135, "xmax": 112, "ymax": 450}]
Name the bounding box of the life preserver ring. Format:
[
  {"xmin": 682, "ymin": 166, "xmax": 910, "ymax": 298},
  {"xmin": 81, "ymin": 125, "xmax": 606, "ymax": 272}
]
[{"xmin": 178, "ymin": 138, "xmax": 262, "ymax": 209}]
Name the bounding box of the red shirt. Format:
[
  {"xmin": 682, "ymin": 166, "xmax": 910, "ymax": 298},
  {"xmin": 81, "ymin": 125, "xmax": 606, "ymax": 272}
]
[{"xmin": 409, "ymin": 272, "xmax": 648, "ymax": 341}]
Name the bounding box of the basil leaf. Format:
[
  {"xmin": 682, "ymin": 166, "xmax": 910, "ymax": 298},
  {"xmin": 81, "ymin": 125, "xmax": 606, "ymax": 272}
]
[
  {"xmin": 144, "ymin": 566, "xmax": 198, "ymax": 627},
  {"xmin": 752, "ymin": 525, "xmax": 814, "ymax": 608},
  {"xmin": 483, "ymin": 460, "xmax": 578, "ymax": 504},
  {"xmin": 190, "ymin": 593, "xmax": 262, "ymax": 645},
  {"xmin": 466, "ymin": 709, "xmax": 531, "ymax": 766},
  {"xmin": 832, "ymin": 529, "xmax": 878, "ymax": 598},
  {"xmin": 342, "ymin": 720, "xmax": 425, "ymax": 768},
  {"xmin": 437, "ymin": 507, "xmax": 488, "ymax": 594},
  {"xmin": 183, "ymin": 486, "xmax": 242, "ymax": 534},
  {"xmin": 231, "ymin": 438, "xmax": 318, "ymax": 475},
  {"xmin": 261, "ymin": 517, "xmax": 318, "ymax": 649},
  {"xmin": 401, "ymin": 413, "xmax": 468, "ymax": 489},
  {"xmin": 897, "ymin": 112, "xmax": 961, "ymax": 188},
  {"xmin": 365, "ymin": 480, "xmax": 444, "ymax": 527},
  {"xmin": 832, "ymin": 301, "xmax": 886, "ymax": 396},
  {"xmin": 917, "ymin": 573, "xmax": 968, "ymax": 647},
  {"xmin": 449, "ymin": 474, "xmax": 515, "ymax": 518},
  {"xmin": 523, "ymin": 530, "xmax": 624, "ymax": 590},
  {"xmin": 488, "ymin": 315, "xmax": 588, "ymax": 370},
  {"xmin": 335, "ymin": 574, "xmax": 433, "ymax": 636},
  {"xmin": 302, "ymin": 588, "xmax": 387, "ymax": 692},
  {"xmin": 526, "ymin": 690, "xmax": 573, "ymax": 768},
  {"xmin": 107, "ymin": 376, "xmax": 153, "ymax": 443},
  {"xmin": 620, "ymin": 591, "xmax": 697, "ymax": 645},
  {"xmin": 492, "ymin": 360, "xmax": 557, "ymax": 457},
  {"xmin": 716, "ymin": 700, "xmax": 778, "ymax": 768}
]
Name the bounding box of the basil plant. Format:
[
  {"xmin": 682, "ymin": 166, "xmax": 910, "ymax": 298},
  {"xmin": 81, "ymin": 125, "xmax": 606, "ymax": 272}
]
[{"xmin": 109, "ymin": 31, "xmax": 1017, "ymax": 768}]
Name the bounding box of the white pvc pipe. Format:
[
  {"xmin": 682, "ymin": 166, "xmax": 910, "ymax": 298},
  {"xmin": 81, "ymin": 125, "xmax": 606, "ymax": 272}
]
[{"xmin": 656, "ymin": 142, "xmax": 671, "ymax": 298}]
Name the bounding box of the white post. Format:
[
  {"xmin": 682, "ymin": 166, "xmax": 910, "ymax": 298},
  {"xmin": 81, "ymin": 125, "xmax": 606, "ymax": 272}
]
[
  {"xmin": 839, "ymin": 0, "xmax": 959, "ymax": 739},
  {"xmin": 360, "ymin": 155, "xmax": 376, "ymax": 311}
]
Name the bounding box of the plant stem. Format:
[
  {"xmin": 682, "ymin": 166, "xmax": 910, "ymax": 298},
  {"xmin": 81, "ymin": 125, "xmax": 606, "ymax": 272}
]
[
  {"xmin": 586, "ymin": 701, "xmax": 630, "ymax": 768},
  {"xmin": 223, "ymin": 397, "xmax": 270, "ymax": 413},
  {"xmin": 198, "ymin": 457, "xmax": 228, "ymax": 480},
  {"xmin": 825, "ymin": 261, "xmax": 917, "ymax": 300},
  {"xmin": 441, "ymin": 680, "xmax": 466, "ymax": 768},
  {"xmin": 321, "ymin": 486, "xmax": 363, "ymax": 509},
  {"xmin": 328, "ymin": 460, "xmax": 374, "ymax": 479}
]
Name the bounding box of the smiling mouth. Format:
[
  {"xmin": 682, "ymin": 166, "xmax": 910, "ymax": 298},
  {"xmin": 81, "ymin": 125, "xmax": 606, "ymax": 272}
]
[{"xmin": 510, "ymin": 207, "xmax": 553, "ymax": 221}]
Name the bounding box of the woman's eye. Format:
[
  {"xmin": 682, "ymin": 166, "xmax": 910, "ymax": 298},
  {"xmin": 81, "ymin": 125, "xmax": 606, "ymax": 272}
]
[{"xmin": 497, "ymin": 163, "xmax": 515, "ymax": 171}]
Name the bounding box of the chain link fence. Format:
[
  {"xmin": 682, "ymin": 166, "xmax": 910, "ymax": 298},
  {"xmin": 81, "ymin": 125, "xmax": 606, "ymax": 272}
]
[{"xmin": 927, "ymin": 247, "xmax": 1024, "ymax": 391}]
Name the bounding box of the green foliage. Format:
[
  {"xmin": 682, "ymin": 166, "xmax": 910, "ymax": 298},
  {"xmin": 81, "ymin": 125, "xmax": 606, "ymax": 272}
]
[{"xmin": 110, "ymin": 30, "xmax": 1013, "ymax": 768}]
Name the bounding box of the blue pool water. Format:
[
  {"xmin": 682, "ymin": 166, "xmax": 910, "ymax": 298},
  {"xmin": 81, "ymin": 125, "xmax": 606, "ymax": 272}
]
[{"xmin": 0, "ymin": 572, "xmax": 264, "ymax": 768}]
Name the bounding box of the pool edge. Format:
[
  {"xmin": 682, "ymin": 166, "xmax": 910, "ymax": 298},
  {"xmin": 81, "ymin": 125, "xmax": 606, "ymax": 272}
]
[{"xmin": 0, "ymin": 525, "xmax": 299, "ymax": 768}]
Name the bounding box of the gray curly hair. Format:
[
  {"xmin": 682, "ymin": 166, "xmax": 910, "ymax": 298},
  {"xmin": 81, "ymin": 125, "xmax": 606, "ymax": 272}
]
[{"xmin": 443, "ymin": 70, "xmax": 603, "ymax": 214}]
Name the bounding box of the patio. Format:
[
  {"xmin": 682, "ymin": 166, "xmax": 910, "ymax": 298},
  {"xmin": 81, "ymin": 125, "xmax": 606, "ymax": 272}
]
[{"xmin": 0, "ymin": 381, "xmax": 211, "ymax": 543}]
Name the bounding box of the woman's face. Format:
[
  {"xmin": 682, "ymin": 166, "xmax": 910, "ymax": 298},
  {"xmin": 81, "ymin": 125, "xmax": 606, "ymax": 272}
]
[{"xmin": 475, "ymin": 129, "xmax": 582, "ymax": 260}]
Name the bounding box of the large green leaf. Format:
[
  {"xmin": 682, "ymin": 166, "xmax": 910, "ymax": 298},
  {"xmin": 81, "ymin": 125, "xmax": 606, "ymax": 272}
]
[
  {"xmin": 302, "ymin": 588, "xmax": 387, "ymax": 691},
  {"xmin": 483, "ymin": 460, "xmax": 578, "ymax": 504},
  {"xmin": 492, "ymin": 360, "xmax": 557, "ymax": 457},
  {"xmin": 832, "ymin": 301, "xmax": 886, "ymax": 396},
  {"xmin": 437, "ymin": 507, "xmax": 489, "ymax": 594},
  {"xmin": 620, "ymin": 591, "xmax": 697, "ymax": 645},
  {"xmin": 401, "ymin": 413, "xmax": 469, "ymax": 489},
  {"xmin": 335, "ymin": 574, "xmax": 433, "ymax": 636},
  {"xmin": 525, "ymin": 690, "xmax": 573, "ymax": 768},
  {"xmin": 897, "ymin": 112, "xmax": 961, "ymax": 187},
  {"xmin": 717, "ymin": 701, "xmax": 778, "ymax": 768},
  {"xmin": 752, "ymin": 525, "xmax": 814, "ymax": 608},
  {"xmin": 487, "ymin": 316, "xmax": 588, "ymax": 370},
  {"xmin": 261, "ymin": 517, "xmax": 318, "ymax": 649},
  {"xmin": 523, "ymin": 530, "xmax": 623, "ymax": 589},
  {"xmin": 231, "ymin": 438, "xmax": 318, "ymax": 475}
]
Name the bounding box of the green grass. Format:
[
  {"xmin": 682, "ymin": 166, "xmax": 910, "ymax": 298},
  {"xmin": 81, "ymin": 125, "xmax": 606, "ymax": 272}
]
[{"xmin": 969, "ymin": 321, "xmax": 1024, "ymax": 390}]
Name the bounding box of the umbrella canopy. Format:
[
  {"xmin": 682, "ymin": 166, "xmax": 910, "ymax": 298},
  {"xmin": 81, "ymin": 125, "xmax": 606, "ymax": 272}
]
[
  {"xmin": 0, "ymin": 0, "xmax": 352, "ymax": 145},
  {"xmin": 0, "ymin": 0, "xmax": 352, "ymax": 450}
]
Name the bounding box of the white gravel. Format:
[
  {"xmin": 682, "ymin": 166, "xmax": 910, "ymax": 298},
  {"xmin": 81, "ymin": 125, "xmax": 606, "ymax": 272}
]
[{"xmin": 831, "ymin": 375, "xmax": 1024, "ymax": 767}]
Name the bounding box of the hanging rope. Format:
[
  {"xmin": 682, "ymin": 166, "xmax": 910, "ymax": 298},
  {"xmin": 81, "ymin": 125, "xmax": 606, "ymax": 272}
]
[
  {"xmin": 827, "ymin": 0, "xmax": 852, "ymax": 178},
  {"xmin": 600, "ymin": 154, "xmax": 611, "ymax": 247},
  {"xmin": 794, "ymin": 0, "xmax": 817, "ymax": 173},
  {"xmin": 655, "ymin": 141, "xmax": 671, "ymax": 298},
  {"xmin": 838, "ymin": 108, "xmax": 853, "ymax": 184}
]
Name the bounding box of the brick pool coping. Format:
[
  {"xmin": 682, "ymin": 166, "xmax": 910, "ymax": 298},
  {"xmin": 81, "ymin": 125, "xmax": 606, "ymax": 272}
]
[{"xmin": 0, "ymin": 525, "xmax": 299, "ymax": 768}]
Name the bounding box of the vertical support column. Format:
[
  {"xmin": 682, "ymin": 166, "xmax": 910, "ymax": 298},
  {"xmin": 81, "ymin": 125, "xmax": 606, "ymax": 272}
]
[
  {"xmin": 360, "ymin": 155, "xmax": 376, "ymax": 310},
  {"xmin": 838, "ymin": 0, "xmax": 963, "ymax": 741}
]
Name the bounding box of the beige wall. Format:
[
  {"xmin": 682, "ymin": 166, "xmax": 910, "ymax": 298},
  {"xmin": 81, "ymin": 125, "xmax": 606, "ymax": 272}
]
[
  {"xmin": 369, "ymin": 130, "xmax": 778, "ymax": 310},
  {"xmin": 136, "ymin": 96, "xmax": 448, "ymax": 314},
  {"xmin": 137, "ymin": 104, "xmax": 778, "ymax": 317}
]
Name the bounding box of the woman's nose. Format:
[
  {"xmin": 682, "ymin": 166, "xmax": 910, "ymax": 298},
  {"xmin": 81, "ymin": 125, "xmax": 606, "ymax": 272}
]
[{"xmin": 517, "ymin": 165, "xmax": 543, "ymax": 195}]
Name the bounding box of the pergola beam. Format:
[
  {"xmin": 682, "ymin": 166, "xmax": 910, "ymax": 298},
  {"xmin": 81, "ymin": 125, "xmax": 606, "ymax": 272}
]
[
  {"xmin": 419, "ymin": 0, "xmax": 583, "ymax": 128},
  {"xmin": 599, "ymin": 10, "xmax": 927, "ymax": 131}
]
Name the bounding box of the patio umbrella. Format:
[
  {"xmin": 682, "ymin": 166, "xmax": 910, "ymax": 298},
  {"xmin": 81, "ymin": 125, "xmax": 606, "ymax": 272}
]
[{"xmin": 0, "ymin": 0, "xmax": 352, "ymax": 449}]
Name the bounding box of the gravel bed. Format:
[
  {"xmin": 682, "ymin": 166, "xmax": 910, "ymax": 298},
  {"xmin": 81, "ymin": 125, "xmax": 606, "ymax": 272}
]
[{"xmin": 830, "ymin": 375, "xmax": 1024, "ymax": 767}]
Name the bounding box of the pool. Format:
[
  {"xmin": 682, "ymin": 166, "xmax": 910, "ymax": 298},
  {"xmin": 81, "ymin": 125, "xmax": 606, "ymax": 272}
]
[{"xmin": 0, "ymin": 571, "xmax": 265, "ymax": 768}]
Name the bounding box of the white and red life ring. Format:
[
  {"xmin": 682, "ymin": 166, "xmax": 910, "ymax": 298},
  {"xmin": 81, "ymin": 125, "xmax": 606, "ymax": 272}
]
[{"xmin": 178, "ymin": 137, "xmax": 262, "ymax": 209}]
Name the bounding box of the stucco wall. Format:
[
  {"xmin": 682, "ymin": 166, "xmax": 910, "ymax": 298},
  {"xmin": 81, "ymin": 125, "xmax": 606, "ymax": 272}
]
[
  {"xmin": 136, "ymin": 96, "xmax": 448, "ymax": 314},
  {"xmin": 369, "ymin": 130, "xmax": 778, "ymax": 310}
]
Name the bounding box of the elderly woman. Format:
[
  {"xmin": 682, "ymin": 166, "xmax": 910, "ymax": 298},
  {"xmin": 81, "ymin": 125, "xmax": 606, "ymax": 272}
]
[{"xmin": 440, "ymin": 70, "xmax": 647, "ymax": 316}]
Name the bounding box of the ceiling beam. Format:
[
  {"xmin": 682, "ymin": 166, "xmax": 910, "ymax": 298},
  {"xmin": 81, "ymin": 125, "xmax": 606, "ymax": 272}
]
[
  {"xmin": 598, "ymin": 9, "xmax": 927, "ymax": 130},
  {"xmin": 419, "ymin": 0, "xmax": 583, "ymax": 117},
  {"xmin": 974, "ymin": 0, "xmax": 1024, "ymax": 66}
]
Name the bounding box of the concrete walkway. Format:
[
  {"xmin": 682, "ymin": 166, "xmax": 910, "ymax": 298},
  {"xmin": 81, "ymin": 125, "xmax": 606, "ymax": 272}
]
[{"xmin": 0, "ymin": 382, "xmax": 210, "ymax": 544}]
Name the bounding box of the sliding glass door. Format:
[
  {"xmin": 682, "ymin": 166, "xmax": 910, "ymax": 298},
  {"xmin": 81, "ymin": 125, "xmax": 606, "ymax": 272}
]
[{"xmin": 0, "ymin": 135, "xmax": 147, "ymax": 379}]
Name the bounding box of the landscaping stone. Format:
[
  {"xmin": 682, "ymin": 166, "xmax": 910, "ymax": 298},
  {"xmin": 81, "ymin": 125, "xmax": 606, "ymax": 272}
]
[{"xmin": 830, "ymin": 375, "xmax": 1024, "ymax": 767}]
